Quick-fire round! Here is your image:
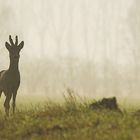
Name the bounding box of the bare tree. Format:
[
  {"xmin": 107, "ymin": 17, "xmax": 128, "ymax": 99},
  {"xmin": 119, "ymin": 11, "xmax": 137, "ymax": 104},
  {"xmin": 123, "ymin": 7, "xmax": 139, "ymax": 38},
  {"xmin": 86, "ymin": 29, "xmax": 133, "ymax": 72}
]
[{"xmin": 127, "ymin": 0, "xmax": 140, "ymax": 94}]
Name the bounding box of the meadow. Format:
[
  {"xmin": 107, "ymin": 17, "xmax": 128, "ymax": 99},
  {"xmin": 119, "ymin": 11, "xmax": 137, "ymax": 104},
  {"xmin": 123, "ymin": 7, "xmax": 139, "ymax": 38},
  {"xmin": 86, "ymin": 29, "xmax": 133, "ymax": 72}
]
[{"xmin": 0, "ymin": 91, "xmax": 140, "ymax": 140}]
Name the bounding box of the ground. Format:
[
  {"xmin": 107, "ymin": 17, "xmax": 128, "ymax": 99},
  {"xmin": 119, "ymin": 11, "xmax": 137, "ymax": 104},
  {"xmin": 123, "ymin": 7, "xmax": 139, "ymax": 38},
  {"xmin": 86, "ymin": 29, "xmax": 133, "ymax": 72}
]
[{"xmin": 0, "ymin": 94, "xmax": 140, "ymax": 140}]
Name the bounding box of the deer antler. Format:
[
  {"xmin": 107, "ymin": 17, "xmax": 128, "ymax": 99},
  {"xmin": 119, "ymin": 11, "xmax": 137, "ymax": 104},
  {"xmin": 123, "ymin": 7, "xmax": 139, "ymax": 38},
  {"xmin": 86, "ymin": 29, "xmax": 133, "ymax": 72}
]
[
  {"xmin": 5, "ymin": 35, "xmax": 24, "ymax": 51},
  {"xmin": 9, "ymin": 35, "xmax": 14, "ymax": 47}
]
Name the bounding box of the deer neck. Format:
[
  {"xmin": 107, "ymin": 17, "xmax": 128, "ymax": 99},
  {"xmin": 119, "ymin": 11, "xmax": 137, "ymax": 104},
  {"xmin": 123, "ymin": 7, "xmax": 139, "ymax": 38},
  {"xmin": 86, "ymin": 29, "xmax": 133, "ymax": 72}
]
[{"xmin": 8, "ymin": 58, "xmax": 19, "ymax": 72}]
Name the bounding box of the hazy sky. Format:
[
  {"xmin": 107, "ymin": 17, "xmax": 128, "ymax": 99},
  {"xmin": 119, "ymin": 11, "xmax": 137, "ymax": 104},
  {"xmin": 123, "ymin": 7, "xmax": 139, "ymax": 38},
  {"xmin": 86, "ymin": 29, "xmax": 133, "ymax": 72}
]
[
  {"xmin": 0, "ymin": 0, "xmax": 133, "ymax": 59},
  {"xmin": 0, "ymin": 0, "xmax": 140, "ymax": 99}
]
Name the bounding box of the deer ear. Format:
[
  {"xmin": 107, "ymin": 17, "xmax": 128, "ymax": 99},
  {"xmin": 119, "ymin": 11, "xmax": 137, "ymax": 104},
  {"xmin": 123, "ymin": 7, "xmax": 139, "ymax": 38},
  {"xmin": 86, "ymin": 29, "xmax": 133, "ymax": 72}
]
[
  {"xmin": 18, "ymin": 41, "xmax": 24, "ymax": 50},
  {"xmin": 5, "ymin": 42, "xmax": 11, "ymax": 51}
]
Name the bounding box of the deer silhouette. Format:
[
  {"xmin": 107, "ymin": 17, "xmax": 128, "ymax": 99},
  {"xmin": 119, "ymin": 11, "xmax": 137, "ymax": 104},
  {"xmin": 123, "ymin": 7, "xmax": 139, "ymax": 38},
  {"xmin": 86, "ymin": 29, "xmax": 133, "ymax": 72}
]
[{"xmin": 0, "ymin": 35, "xmax": 24, "ymax": 116}]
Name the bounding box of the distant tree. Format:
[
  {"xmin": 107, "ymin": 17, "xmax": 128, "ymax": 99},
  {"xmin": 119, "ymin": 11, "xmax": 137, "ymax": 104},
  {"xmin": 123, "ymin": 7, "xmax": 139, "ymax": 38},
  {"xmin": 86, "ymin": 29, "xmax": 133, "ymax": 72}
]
[
  {"xmin": 0, "ymin": 2, "xmax": 15, "ymax": 53},
  {"xmin": 128, "ymin": 0, "xmax": 140, "ymax": 63},
  {"xmin": 127, "ymin": 0, "xmax": 140, "ymax": 93}
]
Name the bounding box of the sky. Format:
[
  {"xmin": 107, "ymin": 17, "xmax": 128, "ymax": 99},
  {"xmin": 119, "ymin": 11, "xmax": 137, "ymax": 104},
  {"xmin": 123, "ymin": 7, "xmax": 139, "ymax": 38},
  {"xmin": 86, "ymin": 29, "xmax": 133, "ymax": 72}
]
[
  {"xmin": 0, "ymin": 0, "xmax": 140, "ymax": 99},
  {"xmin": 0, "ymin": 0, "xmax": 133, "ymax": 59}
]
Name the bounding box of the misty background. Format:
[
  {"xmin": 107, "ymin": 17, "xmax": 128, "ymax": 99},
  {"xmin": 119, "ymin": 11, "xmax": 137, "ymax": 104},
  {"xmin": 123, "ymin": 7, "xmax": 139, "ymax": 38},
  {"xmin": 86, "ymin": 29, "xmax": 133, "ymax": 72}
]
[{"xmin": 0, "ymin": 0, "xmax": 139, "ymax": 100}]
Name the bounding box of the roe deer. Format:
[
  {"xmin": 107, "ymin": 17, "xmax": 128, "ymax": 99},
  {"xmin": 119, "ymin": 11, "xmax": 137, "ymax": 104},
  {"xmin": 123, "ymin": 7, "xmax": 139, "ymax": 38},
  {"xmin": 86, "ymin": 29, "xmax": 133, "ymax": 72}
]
[{"xmin": 0, "ymin": 35, "xmax": 24, "ymax": 116}]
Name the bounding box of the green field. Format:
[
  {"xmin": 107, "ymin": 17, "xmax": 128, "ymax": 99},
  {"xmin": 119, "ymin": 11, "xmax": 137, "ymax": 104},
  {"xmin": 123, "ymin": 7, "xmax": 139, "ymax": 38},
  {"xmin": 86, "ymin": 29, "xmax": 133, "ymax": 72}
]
[{"xmin": 0, "ymin": 93, "xmax": 140, "ymax": 140}]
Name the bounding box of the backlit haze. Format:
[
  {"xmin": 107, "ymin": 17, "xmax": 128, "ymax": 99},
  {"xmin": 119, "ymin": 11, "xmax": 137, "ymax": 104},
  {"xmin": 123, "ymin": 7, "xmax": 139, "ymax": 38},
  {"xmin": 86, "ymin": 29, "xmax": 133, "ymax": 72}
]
[{"xmin": 0, "ymin": 0, "xmax": 139, "ymax": 101}]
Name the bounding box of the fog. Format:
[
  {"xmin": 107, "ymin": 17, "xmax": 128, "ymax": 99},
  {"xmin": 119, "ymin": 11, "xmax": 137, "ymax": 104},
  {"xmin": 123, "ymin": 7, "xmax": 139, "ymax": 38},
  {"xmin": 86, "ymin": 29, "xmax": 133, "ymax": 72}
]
[{"xmin": 0, "ymin": 0, "xmax": 139, "ymax": 99}]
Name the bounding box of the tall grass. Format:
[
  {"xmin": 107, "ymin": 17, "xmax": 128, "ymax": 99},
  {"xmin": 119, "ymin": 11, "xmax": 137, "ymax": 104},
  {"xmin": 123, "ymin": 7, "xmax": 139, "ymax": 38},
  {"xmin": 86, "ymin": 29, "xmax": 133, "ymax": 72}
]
[{"xmin": 0, "ymin": 90, "xmax": 140, "ymax": 140}]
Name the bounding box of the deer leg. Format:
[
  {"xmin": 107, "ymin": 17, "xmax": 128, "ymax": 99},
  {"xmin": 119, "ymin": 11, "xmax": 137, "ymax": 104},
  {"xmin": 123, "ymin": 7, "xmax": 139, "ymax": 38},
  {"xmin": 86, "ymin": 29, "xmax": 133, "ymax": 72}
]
[
  {"xmin": 4, "ymin": 93, "xmax": 12, "ymax": 116},
  {"xmin": 12, "ymin": 91, "xmax": 17, "ymax": 114},
  {"xmin": 0, "ymin": 90, "xmax": 2, "ymax": 98}
]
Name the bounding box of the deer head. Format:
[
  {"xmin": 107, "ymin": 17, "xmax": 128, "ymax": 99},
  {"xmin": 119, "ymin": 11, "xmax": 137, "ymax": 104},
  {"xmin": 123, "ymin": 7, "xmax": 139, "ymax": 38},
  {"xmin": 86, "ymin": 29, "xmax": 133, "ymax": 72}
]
[{"xmin": 5, "ymin": 35, "xmax": 24, "ymax": 61}]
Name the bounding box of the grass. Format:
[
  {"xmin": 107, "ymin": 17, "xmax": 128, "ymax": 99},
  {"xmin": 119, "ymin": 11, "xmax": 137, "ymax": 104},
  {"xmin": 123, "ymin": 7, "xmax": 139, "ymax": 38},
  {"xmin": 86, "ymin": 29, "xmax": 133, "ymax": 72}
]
[{"xmin": 0, "ymin": 92, "xmax": 140, "ymax": 140}]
